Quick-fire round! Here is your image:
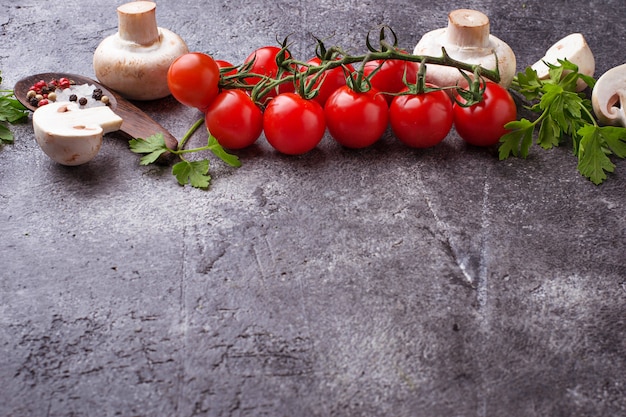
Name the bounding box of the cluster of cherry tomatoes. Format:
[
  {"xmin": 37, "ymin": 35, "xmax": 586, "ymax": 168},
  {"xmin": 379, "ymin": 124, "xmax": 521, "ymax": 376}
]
[{"xmin": 166, "ymin": 49, "xmax": 517, "ymax": 155}]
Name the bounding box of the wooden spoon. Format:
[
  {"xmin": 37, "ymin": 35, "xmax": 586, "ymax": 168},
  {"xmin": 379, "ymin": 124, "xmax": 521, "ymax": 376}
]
[{"xmin": 14, "ymin": 72, "xmax": 179, "ymax": 153}]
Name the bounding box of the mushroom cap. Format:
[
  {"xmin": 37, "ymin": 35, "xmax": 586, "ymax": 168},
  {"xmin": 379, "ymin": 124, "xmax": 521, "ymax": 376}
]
[{"xmin": 591, "ymin": 63, "xmax": 626, "ymax": 127}]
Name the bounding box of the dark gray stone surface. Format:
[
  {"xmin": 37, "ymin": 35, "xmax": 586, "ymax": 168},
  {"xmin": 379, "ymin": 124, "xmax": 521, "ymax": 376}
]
[{"xmin": 1, "ymin": 0, "xmax": 625, "ymax": 416}]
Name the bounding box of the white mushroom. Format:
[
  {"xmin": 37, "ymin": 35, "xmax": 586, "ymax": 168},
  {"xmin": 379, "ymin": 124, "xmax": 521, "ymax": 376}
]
[
  {"xmin": 33, "ymin": 102, "xmax": 123, "ymax": 165},
  {"xmin": 93, "ymin": 1, "xmax": 189, "ymax": 100},
  {"xmin": 531, "ymin": 33, "xmax": 595, "ymax": 91},
  {"xmin": 591, "ymin": 63, "xmax": 626, "ymax": 127},
  {"xmin": 413, "ymin": 9, "xmax": 517, "ymax": 88}
]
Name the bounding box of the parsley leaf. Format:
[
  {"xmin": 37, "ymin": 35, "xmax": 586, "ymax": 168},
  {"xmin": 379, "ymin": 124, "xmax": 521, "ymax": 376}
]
[
  {"xmin": 0, "ymin": 71, "xmax": 28, "ymax": 145},
  {"xmin": 499, "ymin": 118, "xmax": 535, "ymax": 159},
  {"xmin": 501, "ymin": 59, "xmax": 626, "ymax": 185},
  {"xmin": 129, "ymin": 133, "xmax": 169, "ymax": 165},
  {"xmin": 577, "ymin": 125, "xmax": 626, "ymax": 185},
  {"xmin": 207, "ymin": 134, "xmax": 241, "ymax": 168},
  {"xmin": 0, "ymin": 124, "xmax": 14, "ymax": 144},
  {"xmin": 172, "ymin": 159, "xmax": 211, "ymax": 189},
  {"xmin": 129, "ymin": 123, "xmax": 241, "ymax": 189}
]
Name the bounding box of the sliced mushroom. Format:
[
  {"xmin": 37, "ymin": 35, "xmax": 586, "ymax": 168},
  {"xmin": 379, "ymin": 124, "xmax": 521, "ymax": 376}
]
[
  {"xmin": 33, "ymin": 101, "xmax": 123, "ymax": 165},
  {"xmin": 531, "ymin": 33, "xmax": 595, "ymax": 91},
  {"xmin": 592, "ymin": 63, "xmax": 626, "ymax": 127},
  {"xmin": 413, "ymin": 9, "xmax": 517, "ymax": 88}
]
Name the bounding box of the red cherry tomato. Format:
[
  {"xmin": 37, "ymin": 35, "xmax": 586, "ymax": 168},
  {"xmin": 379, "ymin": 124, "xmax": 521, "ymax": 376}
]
[
  {"xmin": 215, "ymin": 59, "xmax": 237, "ymax": 77},
  {"xmin": 205, "ymin": 89, "xmax": 263, "ymax": 150},
  {"xmin": 362, "ymin": 56, "xmax": 420, "ymax": 104},
  {"xmin": 167, "ymin": 52, "xmax": 220, "ymax": 112},
  {"xmin": 302, "ymin": 57, "xmax": 355, "ymax": 107},
  {"xmin": 453, "ymin": 81, "xmax": 517, "ymax": 146},
  {"xmin": 389, "ymin": 86, "xmax": 453, "ymax": 148},
  {"xmin": 324, "ymin": 85, "xmax": 389, "ymax": 149},
  {"xmin": 263, "ymin": 93, "xmax": 326, "ymax": 155},
  {"xmin": 243, "ymin": 46, "xmax": 295, "ymax": 102}
]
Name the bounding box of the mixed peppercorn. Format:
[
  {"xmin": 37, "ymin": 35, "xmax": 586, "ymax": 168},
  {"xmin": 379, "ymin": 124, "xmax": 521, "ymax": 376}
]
[{"xmin": 26, "ymin": 77, "xmax": 110, "ymax": 108}]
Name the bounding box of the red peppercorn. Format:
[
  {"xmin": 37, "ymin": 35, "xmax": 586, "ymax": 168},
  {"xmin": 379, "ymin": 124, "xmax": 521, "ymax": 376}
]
[
  {"xmin": 58, "ymin": 78, "xmax": 71, "ymax": 89},
  {"xmin": 37, "ymin": 99, "xmax": 49, "ymax": 107}
]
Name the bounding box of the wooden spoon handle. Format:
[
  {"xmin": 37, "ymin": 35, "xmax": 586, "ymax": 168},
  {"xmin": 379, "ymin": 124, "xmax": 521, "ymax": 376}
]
[{"xmin": 112, "ymin": 93, "xmax": 179, "ymax": 151}]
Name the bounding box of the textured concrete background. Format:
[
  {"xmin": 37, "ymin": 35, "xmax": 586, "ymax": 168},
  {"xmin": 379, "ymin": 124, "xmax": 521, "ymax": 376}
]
[{"xmin": 1, "ymin": 0, "xmax": 625, "ymax": 416}]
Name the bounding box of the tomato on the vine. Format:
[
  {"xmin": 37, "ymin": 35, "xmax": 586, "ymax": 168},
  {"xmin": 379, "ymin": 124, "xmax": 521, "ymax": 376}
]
[
  {"xmin": 263, "ymin": 93, "xmax": 326, "ymax": 155},
  {"xmin": 205, "ymin": 89, "xmax": 263, "ymax": 150},
  {"xmin": 324, "ymin": 85, "xmax": 389, "ymax": 149},
  {"xmin": 301, "ymin": 57, "xmax": 355, "ymax": 107},
  {"xmin": 389, "ymin": 86, "xmax": 453, "ymax": 148},
  {"xmin": 215, "ymin": 59, "xmax": 237, "ymax": 77},
  {"xmin": 452, "ymin": 81, "xmax": 517, "ymax": 147},
  {"xmin": 167, "ymin": 52, "xmax": 220, "ymax": 112},
  {"xmin": 243, "ymin": 46, "xmax": 295, "ymax": 101},
  {"xmin": 362, "ymin": 56, "xmax": 420, "ymax": 104}
]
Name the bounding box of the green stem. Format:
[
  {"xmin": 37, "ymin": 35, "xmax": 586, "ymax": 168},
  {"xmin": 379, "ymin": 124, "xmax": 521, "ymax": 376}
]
[
  {"xmin": 177, "ymin": 117, "xmax": 205, "ymax": 151},
  {"xmin": 219, "ymin": 47, "xmax": 501, "ymax": 99}
]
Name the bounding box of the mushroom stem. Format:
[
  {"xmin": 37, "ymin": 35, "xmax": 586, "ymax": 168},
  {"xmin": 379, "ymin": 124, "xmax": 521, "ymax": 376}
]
[
  {"xmin": 446, "ymin": 9, "xmax": 490, "ymax": 49},
  {"xmin": 117, "ymin": 1, "xmax": 159, "ymax": 46}
]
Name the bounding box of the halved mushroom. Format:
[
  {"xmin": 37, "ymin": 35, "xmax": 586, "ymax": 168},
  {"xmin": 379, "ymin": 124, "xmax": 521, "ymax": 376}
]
[
  {"xmin": 531, "ymin": 33, "xmax": 595, "ymax": 91},
  {"xmin": 592, "ymin": 63, "xmax": 626, "ymax": 127},
  {"xmin": 33, "ymin": 101, "xmax": 123, "ymax": 165}
]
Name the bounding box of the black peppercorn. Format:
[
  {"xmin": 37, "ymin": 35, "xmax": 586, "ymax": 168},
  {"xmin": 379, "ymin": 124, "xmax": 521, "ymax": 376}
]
[
  {"xmin": 92, "ymin": 88, "xmax": 103, "ymax": 100},
  {"xmin": 69, "ymin": 94, "xmax": 78, "ymax": 102},
  {"xmin": 78, "ymin": 97, "xmax": 88, "ymax": 106}
]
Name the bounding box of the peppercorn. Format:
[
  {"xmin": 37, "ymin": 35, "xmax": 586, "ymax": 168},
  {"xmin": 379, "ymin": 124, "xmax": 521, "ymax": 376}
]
[
  {"xmin": 101, "ymin": 95, "xmax": 110, "ymax": 105},
  {"xmin": 92, "ymin": 88, "xmax": 103, "ymax": 100},
  {"xmin": 69, "ymin": 94, "xmax": 78, "ymax": 102},
  {"xmin": 78, "ymin": 97, "xmax": 88, "ymax": 106},
  {"xmin": 29, "ymin": 97, "xmax": 39, "ymax": 107},
  {"xmin": 48, "ymin": 92, "xmax": 57, "ymax": 102},
  {"xmin": 26, "ymin": 90, "xmax": 37, "ymax": 99}
]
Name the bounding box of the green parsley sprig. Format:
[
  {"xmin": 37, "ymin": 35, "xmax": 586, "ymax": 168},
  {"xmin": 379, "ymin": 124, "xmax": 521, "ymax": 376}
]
[
  {"xmin": 129, "ymin": 118, "xmax": 241, "ymax": 189},
  {"xmin": 0, "ymin": 71, "xmax": 28, "ymax": 144},
  {"xmin": 499, "ymin": 60, "xmax": 626, "ymax": 185}
]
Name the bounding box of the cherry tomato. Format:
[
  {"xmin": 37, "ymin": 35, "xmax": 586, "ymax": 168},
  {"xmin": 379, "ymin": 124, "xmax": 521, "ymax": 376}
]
[
  {"xmin": 243, "ymin": 46, "xmax": 295, "ymax": 102},
  {"xmin": 301, "ymin": 57, "xmax": 355, "ymax": 107},
  {"xmin": 453, "ymin": 81, "xmax": 517, "ymax": 146},
  {"xmin": 324, "ymin": 85, "xmax": 389, "ymax": 149},
  {"xmin": 389, "ymin": 86, "xmax": 453, "ymax": 148},
  {"xmin": 205, "ymin": 89, "xmax": 263, "ymax": 150},
  {"xmin": 263, "ymin": 93, "xmax": 326, "ymax": 155},
  {"xmin": 215, "ymin": 60, "xmax": 237, "ymax": 77},
  {"xmin": 167, "ymin": 52, "xmax": 220, "ymax": 112},
  {"xmin": 362, "ymin": 56, "xmax": 420, "ymax": 104}
]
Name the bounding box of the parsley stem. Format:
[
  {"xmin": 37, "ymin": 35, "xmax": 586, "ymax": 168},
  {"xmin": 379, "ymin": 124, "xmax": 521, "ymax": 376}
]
[
  {"xmin": 174, "ymin": 144, "xmax": 215, "ymax": 155},
  {"xmin": 580, "ymin": 105, "xmax": 598, "ymax": 128},
  {"xmin": 177, "ymin": 117, "xmax": 205, "ymax": 151}
]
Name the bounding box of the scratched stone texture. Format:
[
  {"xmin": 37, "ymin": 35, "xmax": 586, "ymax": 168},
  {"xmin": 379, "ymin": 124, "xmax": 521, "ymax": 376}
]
[{"xmin": 1, "ymin": 0, "xmax": 625, "ymax": 416}]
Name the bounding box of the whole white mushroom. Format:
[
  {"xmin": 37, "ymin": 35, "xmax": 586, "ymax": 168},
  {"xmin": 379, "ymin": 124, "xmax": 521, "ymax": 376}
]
[
  {"xmin": 413, "ymin": 9, "xmax": 517, "ymax": 88},
  {"xmin": 93, "ymin": 1, "xmax": 189, "ymax": 100}
]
